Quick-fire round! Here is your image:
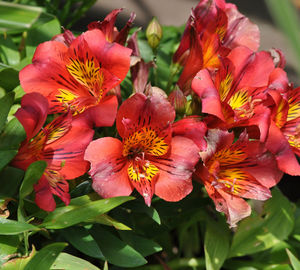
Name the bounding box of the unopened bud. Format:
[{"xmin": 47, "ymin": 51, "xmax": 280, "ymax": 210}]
[
  {"xmin": 168, "ymin": 86, "xmax": 187, "ymax": 114},
  {"xmin": 146, "ymin": 17, "xmax": 163, "ymax": 50}
]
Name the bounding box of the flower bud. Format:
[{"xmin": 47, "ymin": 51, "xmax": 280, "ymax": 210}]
[
  {"xmin": 168, "ymin": 86, "xmax": 187, "ymax": 114},
  {"xmin": 146, "ymin": 17, "xmax": 163, "ymax": 50}
]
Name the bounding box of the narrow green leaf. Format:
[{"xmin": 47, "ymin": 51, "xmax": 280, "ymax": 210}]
[
  {"xmin": 42, "ymin": 196, "xmax": 134, "ymax": 229},
  {"xmin": 89, "ymin": 214, "xmax": 132, "ymax": 230},
  {"xmin": 0, "ymin": 217, "xmax": 39, "ymax": 235},
  {"xmin": 61, "ymin": 226, "xmax": 104, "ymax": 260},
  {"xmin": 90, "ymin": 225, "xmax": 147, "ymax": 267},
  {"xmin": 24, "ymin": 243, "xmax": 67, "ymax": 270},
  {"xmin": 119, "ymin": 230, "xmax": 162, "ymax": 257},
  {"xmin": 19, "ymin": 161, "xmax": 47, "ymax": 200},
  {"xmin": 286, "ymin": 249, "xmax": 300, "ymax": 270},
  {"xmin": 0, "ymin": 92, "xmax": 14, "ymax": 132},
  {"xmin": 0, "ymin": 150, "xmax": 18, "ymax": 171},
  {"xmin": 204, "ymin": 215, "xmax": 230, "ymax": 270},
  {"xmin": 51, "ymin": 252, "xmax": 100, "ymax": 270},
  {"xmin": 0, "ymin": 117, "xmax": 26, "ymax": 151}
]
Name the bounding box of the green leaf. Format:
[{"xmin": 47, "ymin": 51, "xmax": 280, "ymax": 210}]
[
  {"xmin": 90, "ymin": 214, "xmax": 132, "ymax": 230},
  {"xmin": 42, "ymin": 196, "xmax": 134, "ymax": 229},
  {"xmin": 26, "ymin": 18, "xmax": 61, "ymax": 57},
  {"xmin": 263, "ymin": 188, "xmax": 294, "ymax": 240},
  {"xmin": 204, "ymin": 215, "xmax": 230, "ymax": 270},
  {"xmin": 0, "ymin": 217, "xmax": 39, "ymax": 235},
  {"xmin": 90, "ymin": 225, "xmax": 147, "ymax": 267},
  {"xmin": 286, "ymin": 249, "xmax": 300, "ymax": 270},
  {"xmin": 229, "ymin": 216, "xmax": 280, "ymax": 258},
  {"xmin": 18, "ymin": 160, "xmax": 47, "ymax": 222},
  {"xmin": 0, "ymin": 2, "xmax": 56, "ymax": 34},
  {"xmin": 24, "ymin": 242, "xmax": 67, "ymax": 270},
  {"xmin": 129, "ymin": 201, "xmax": 161, "ymax": 225},
  {"xmin": 51, "ymin": 252, "xmax": 100, "ymax": 270},
  {"xmin": 0, "ymin": 235, "xmax": 20, "ymax": 264},
  {"xmin": 0, "ymin": 68, "xmax": 19, "ymax": 91},
  {"xmin": 61, "ymin": 226, "xmax": 105, "ymax": 260},
  {"xmin": 0, "ymin": 34, "xmax": 20, "ymax": 66},
  {"xmin": 0, "ymin": 150, "xmax": 18, "ymax": 172},
  {"xmin": 119, "ymin": 230, "xmax": 162, "ymax": 257},
  {"xmin": 19, "ymin": 161, "xmax": 47, "ymax": 200},
  {"xmin": 0, "ymin": 117, "xmax": 26, "ymax": 151},
  {"xmin": 0, "ymin": 92, "xmax": 14, "ymax": 132}
]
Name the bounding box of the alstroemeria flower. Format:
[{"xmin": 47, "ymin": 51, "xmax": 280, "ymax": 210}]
[
  {"xmin": 85, "ymin": 93, "xmax": 201, "ymax": 206},
  {"xmin": 174, "ymin": 0, "xmax": 260, "ymax": 92},
  {"xmin": 266, "ymin": 84, "xmax": 300, "ymax": 175},
  {"xmin": 19, "ymin": 29, "xmax": 132, "ymax": 127},
  {"xmin": 174, "ymin": 0, "xmax": 259, "ymax": 64},
  {"xmin": 192, "ymin": 46, "xmax": 275, "ymax": 141},
  {"xmin": 195, "ymin": 129, "xmax": 282, "ymax": 227},
  {"xmin": 12, "ymin": 93, "xmax": 94, "ymax": 211}
]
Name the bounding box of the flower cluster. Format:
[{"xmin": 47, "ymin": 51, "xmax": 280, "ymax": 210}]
[{"xmin": 13, "ymin": 0, "xmax": 300, "ymax": 227}]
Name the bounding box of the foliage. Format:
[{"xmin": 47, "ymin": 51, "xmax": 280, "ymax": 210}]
[{"xmin": 0, "ymin": 1, "xmax": 299, "ymax": 270}]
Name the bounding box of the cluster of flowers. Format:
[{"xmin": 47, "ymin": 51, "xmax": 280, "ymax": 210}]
[{"xmin": 12, "ymin": 0, "xmax": 300, "ymax": 227}]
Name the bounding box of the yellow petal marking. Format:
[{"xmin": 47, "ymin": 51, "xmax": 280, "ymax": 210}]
[
  {"xmin": 127, "ymin": 162, "xmax": 159, "ymax": 183},
  {"xmin": 123, "ymin": 127, "xmax": 169, "ymax": 157}
]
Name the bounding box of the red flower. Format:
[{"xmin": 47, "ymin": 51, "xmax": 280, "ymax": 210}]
[
  {"xmin": 174, "ymin": 0, "xmax": 260, "ymax": 91},
  {"xmin": 85, "ymin": 93, "xmax": 201, "ymax": 206},
  {"xmin": 12, "ymin": 93, "xmax": 94, "ymax": 211},
  {"xmin": 194, "ymin": 129, "xmax": 282, "ymax": 227},
  {"xmin": 19, "ymin": 29, "xmax": 132, "ymax": 127},
  {"xmin": 192, "ymin": 46, "xmax": 275, "ymax": 141},
  {"xmin": 266, "ymin": 82, "xmax": 300, "ymax": 175}
]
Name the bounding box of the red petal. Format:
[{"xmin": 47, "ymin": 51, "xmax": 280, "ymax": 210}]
[
  {"xmin": 15, "ymin": 93, "xmax": 49, "ymax": 140},
  {"xmin": 224, "ymin": 5, "xmax": 260, "ymax": 51},
  {"xmin": 34, "ymin": 176, "xmax": 56, "ymax": 212},
  {"xmin": 153, "ymin": 136, "xmax": 199, "ymax": 201},
  {"xmin": 266, "ymin": 121, "xmax": 300, "ymax": 175},
  {"xmin": 44, "ymin": 114, "xmax": 94, "ymax": 180},
  {"xmin": 82, "ymin": 29, "xmax": 132, "ymax": 82},
  {"xmin": 85, "ymin": 95, "xmax": 118, "ymax": 127},
  {"xmin": 172, "ymin": 117, "xmax": 207, "ymax": 151},
  {"xmin": 85, "ymin": 137, "xmax": 133, "ymax": 198},
  {"xmin": 192, "ymin": 69, "xmax": 225, "ymax": 121},
  {"xmin": 116, "ymin": 93, "xmax": 175, "ymax": 138}
]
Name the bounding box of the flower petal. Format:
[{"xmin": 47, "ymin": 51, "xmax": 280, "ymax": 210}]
[
  {"xmin": 153, "ymin": 136, "xmax": 199, "ymax": 201},
  {"xmin": 85, "ymin": 137, "xmax": 133, "ymax": 198}
]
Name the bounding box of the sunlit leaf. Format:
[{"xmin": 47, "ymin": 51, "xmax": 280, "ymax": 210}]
[
  {"xmin": 286, "ymin": 249, "xmax": 300, "ymax": 270},
  {"xmin": 51, "ymin": 252, "xmax": 100, "ymax": 270},
  {"xmin": 42, "ymin": 196, "xmax": 134, "ymax": 229}
]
